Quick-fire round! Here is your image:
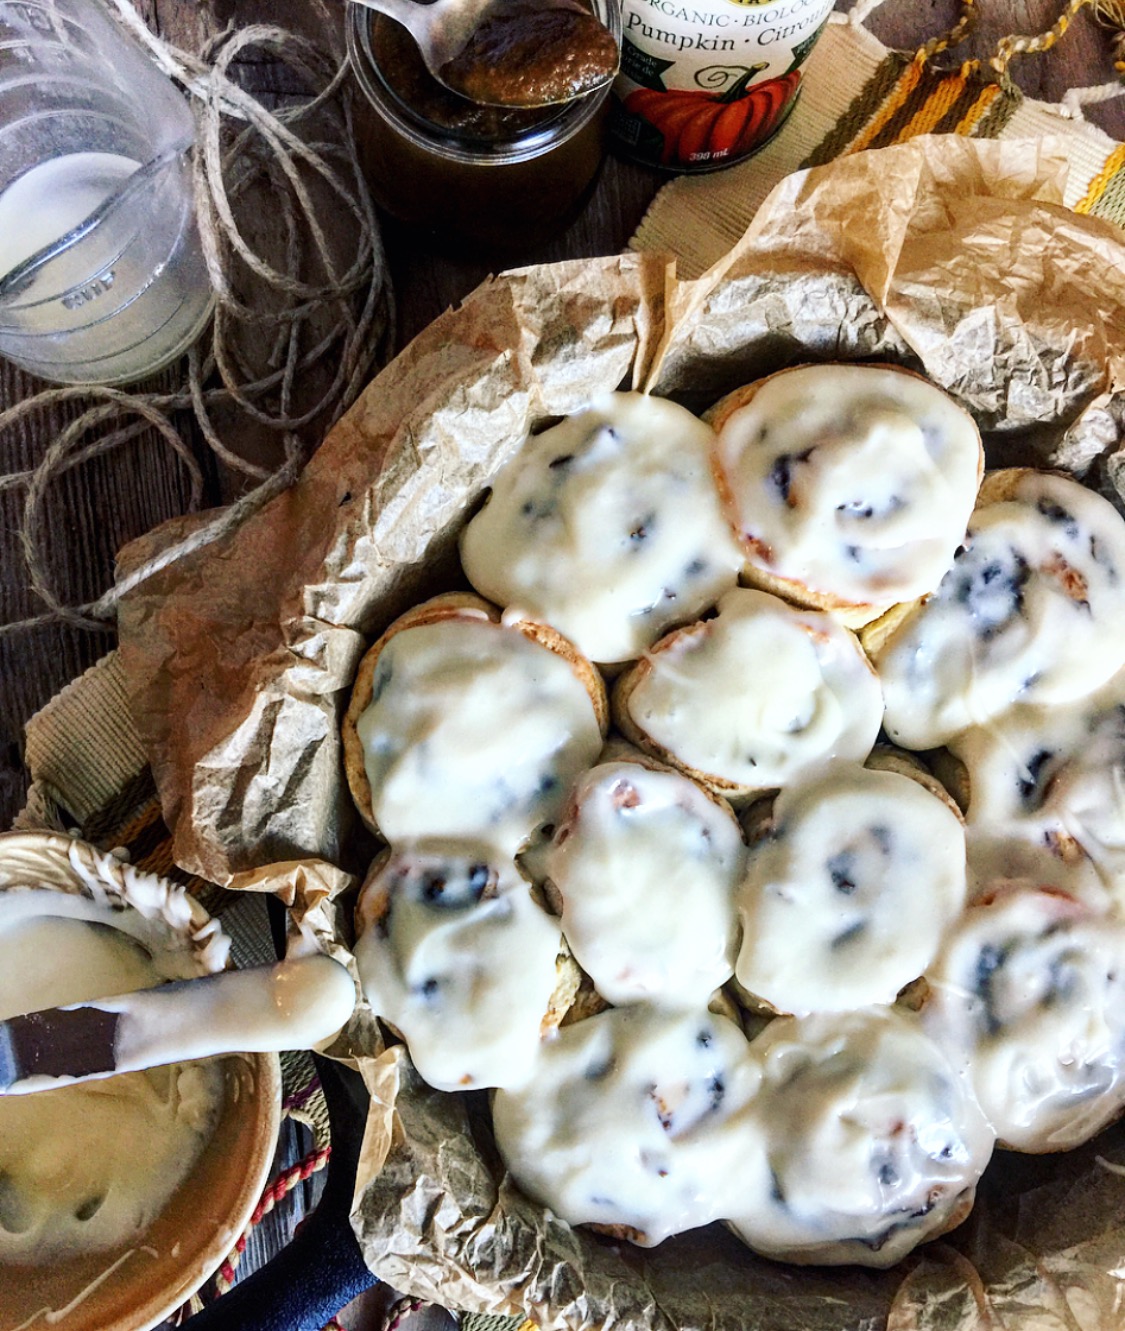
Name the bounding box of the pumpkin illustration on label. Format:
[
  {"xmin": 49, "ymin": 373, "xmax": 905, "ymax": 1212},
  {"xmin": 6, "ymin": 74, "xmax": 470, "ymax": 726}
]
[{"xmin": 625, "ymin": 63, "xmax": 801, "ymax": 169}]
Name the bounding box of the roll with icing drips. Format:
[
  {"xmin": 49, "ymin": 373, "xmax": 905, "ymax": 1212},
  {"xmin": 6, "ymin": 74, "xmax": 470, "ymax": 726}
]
[{"xmin": 709, "ymin": 363, "xmax": 983, "ymax": 626}]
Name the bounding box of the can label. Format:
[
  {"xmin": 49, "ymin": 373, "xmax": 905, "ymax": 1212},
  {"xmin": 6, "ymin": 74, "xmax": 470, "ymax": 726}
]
[{"xmin": 609, "ymin": 0, "xmax": 834, "ymax": 172}]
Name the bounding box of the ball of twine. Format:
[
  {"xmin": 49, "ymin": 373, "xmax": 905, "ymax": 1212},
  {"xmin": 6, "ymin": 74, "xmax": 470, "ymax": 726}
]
[{"xmin": 0, "ymin": 0, "xmax": 394, "ymax": 638}]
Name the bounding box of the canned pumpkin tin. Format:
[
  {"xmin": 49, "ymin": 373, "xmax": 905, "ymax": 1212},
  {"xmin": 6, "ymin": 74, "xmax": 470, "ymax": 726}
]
[{"xmin": 609, "ymin": 0, "xmax": 833, "ymax": 172}]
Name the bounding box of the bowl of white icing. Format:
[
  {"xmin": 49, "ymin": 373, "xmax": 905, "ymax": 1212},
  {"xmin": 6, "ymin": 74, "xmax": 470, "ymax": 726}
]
[{"xmin": 0, "ymin": 830, "xmax": 282, "ymax": 1331}]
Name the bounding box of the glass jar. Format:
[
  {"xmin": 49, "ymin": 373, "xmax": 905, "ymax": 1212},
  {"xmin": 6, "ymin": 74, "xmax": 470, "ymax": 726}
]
[{"xmin": 345, "ymin": 0, "xmax": 621, "ymax": 257}]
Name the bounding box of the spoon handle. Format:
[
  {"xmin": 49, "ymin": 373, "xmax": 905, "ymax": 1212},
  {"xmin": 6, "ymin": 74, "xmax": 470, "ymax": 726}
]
[{"xmin": 0, "ymin": 954, "xmax": 356, "ymax": 1093}]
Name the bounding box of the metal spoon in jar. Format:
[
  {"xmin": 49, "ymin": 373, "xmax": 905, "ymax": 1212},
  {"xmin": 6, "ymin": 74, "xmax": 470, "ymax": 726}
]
[{"xmin": 347, "ymin": 0, "xmax": 619, "ymax": 109}]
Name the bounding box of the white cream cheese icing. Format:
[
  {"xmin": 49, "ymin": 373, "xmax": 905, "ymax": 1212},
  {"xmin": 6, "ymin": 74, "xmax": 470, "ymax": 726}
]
[
  {"xmin": 0, "ymin": 1064, "xmax": 224, "ymax": 1266},
  {"xmin": 354, "ymin": 842, "xmax": 563, "ymax": 1091},
  {"xmin": 728, "ymin": 1005, "xmax": 994, "ymax": 1267},
  {"xmin": 922, "ymin": 886, "xmax": 1125, "ymax": 1152},
  {"xmin": 492, "ymin": 1005, "xmax": 762, "ymax": 1246},
  {"xmin": 0, "ymin": 890, "xmax": 225, "ymax": 1264},
  {"xmin": 0, "ymin": 910, "xmax": 157, "ymax": 1020},
  {"xmin": 459, "ymin": 392, "xmax": 744, "ymax": 664},
  {"xmin": 620, "ymin": 588, "xmax": 883, "ymax": 790},
  {"xmin": 735, "ymin": 764, "xmax": 967, "ymax": 1015},
  {"xmin": 545, "ymin": 761, "xmax": 744, "ymax": 1007},
  {"xmin": 712, "ymin": 364, "xmax": 982, "ymax": 611},
  {"xmin": 355, "ymin": 616, "xmax": 602, "ymax": 854},
  {"xmin": 956, "ymin": 823, "xmax": 1110, "ymax": 914},
  {"xmin": 877, "ymin": 472, "xmax": 1125, "ymax": 750},
  {"xmin": 947, "ymin": 674, "xmax": 1125, "ymax": 911}
]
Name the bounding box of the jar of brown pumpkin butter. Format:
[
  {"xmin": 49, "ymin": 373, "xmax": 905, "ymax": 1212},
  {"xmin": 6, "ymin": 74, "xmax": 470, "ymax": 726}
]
[{"xmin": 345, "ymin": 0, "xmax": 622, "ymax": 257}]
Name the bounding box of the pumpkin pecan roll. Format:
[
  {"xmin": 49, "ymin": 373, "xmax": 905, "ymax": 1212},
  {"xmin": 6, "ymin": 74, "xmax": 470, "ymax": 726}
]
[
  {"xmin": 460, "ymin": 392, "xmax": 743, "ymax": 666},
  {"xmin": 708, "ymin": 363, "xmax": 983, "ymax": 627},
  {"xmin": 342, "ymin": 592, "xmax": 607, "ymax": 854},
  {"xmin": 922, "ymin": 884, "xmax": 1125, "ymax": 1153},
  {"xmin": 728, "ymin": 1005, "xmax": 994, "ymax": 1267},
  {"xmin": 867, "ymin": 470, "xmax": 1125, "ymax": 750}
]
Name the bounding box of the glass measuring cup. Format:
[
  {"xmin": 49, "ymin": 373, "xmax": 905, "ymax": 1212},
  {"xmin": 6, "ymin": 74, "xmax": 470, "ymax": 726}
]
[{"xmin": 0, "ymin": 0, "xmax": 213, "ymax": 385}]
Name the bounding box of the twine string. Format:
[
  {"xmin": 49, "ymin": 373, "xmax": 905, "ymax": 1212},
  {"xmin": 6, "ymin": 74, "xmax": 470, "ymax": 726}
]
[
  {"xmin": 1000, "ymin": 1, "xmax": 1125, "ymax": 113},
  {"xmin": 384, "ymin": 1296, "xmax": 430, "ymax": 1331},
  {"xmin": 0, "ymin": 0, "xmax": 393, "ymax": 640},
  {"xmin": 1092, "ymin": 0, "xmax": 1125, "ymax": 71},
  {"xmin": 851, "ymin": 0, "xmax": 1105, "ymax": 85}
]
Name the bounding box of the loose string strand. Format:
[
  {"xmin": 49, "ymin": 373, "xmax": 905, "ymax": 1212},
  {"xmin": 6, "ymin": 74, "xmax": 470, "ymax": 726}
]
[
  {"xmin": 990, "ymin": 0, "xmax": 1094, "ymax": 73},
  {"xmin": 1090, "ymin": 0, "xmax": 1125, "ymax": 70},
  {"xmin": 914, "ymin": 0, "xmax": 978, "ymax": 64},
  {"xmin": 197, "ymin": 28, "xmax": 370, "ymax": 300}
]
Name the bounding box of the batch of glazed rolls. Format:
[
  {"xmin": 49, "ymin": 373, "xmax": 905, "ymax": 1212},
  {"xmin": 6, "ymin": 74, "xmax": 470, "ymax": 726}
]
[{"xmin": 340, "ymin": 363, "xmax": 1125, "ymax": 1268}]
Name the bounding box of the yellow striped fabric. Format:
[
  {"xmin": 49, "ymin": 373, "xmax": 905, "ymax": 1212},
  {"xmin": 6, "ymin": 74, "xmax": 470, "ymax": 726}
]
[
  {"xmin": 1076, "ymin": 139, "xmax": 1125, "ymax": 219},
  {"xmin": 802, "ymin": 53, "xmax": 1020, "ymax": 170}
]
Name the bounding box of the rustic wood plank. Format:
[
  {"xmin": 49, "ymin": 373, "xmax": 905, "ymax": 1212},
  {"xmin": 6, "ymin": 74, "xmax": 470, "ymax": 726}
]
[{"xmin": 0, "ymin": 357, "xmax": 206, "ymax": 826}]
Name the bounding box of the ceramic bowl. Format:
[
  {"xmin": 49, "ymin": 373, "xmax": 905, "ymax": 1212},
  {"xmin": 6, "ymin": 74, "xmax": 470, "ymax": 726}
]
[{"xmin": 0, "ymin": 831, "xmax": 282, "ymax": 1331}]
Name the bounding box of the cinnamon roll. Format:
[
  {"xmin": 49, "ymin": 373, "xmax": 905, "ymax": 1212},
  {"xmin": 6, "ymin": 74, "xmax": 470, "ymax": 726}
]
[
  {"xmin": 734, "ymin": 762, "xmax": 967, "ymax": 1015},
  {"xmin": 613, "ymin": 587, "xmax": 883, "ymax": 801},
  {"xmin": 492, "ymin": 1004, "xmax": 762, "ymax": 1246},
  {"xmin": 922, "ymin": 884, "xmax": 1125, "ymax": 1152},
  {"xmin": 708, "ymin": 363, "xmax": 983, "ymax": 626},
  {"xmin": 868, "ymin": 470, "xmax": 1125, "ymax": 750},
  {"xmin": 944, "ymin": 671, "xmax": 1125, "ymax": 911},
  {"xmin": 545, "ymin": 758, "xmax": 745, "ymax": 1008},
  {"xmin": 728, "ymin": 1005, "xmax": 994, "ymax": 1267},
  {"xmin": 354, "ymin": 841, "xmax": 565, "ymax": 1091},
  {"xmin": 459, "ymin": 393, "xmax": 744, "ymax": 665},
  {"xmin": 342, "ymin": 593, "xmax": 606, "ymax": 853}
]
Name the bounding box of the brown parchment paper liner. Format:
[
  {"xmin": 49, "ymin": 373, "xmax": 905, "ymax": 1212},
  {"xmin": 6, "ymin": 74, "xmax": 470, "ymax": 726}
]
[
  {"xmin": 115, "ymin": 253, "xmax": 671, "ymax": 885},
  {"xmin": 116, "ymin": 134, "xmax": 1125, "ymax": 1328},
  {"xmin": 118, "ymin": 136, "xmax": 1125, "ymax": 889}
]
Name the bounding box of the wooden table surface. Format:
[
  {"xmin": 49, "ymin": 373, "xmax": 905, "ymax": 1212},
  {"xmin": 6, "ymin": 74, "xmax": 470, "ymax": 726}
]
[{"xmin": 2, "ymin": 0, "xmax": 1124, "ymax": 833}]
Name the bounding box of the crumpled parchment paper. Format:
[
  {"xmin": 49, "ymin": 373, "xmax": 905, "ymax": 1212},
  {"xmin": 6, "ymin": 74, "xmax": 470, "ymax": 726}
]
[
  {"xmin": 115, "ymin": 134, "xmax": 1125, "ymax": 1329},
  {"xmin": 116, "ymin": 252, "xmax": 670, "ymax": 885}
]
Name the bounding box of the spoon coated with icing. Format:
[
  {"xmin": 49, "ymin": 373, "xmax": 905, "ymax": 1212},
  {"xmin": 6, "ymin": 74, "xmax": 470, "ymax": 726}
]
[
  {"xmin": 348, "ymin": 0, "xmax": 619, "ymax": 109},
  {"xmin": 0, "ymin": 954, "xmax": 356, "ymax": 1093}
]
